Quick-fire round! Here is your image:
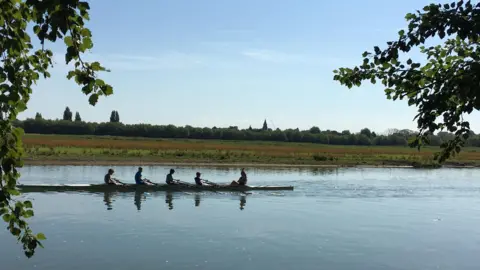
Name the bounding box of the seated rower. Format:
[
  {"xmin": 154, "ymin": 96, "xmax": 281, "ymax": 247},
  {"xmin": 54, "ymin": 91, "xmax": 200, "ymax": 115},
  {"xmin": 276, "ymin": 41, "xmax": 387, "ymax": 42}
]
[
  {"xmin": 135, "ymin": 167, "xmax": 154, "ymax": 185},
  {"xmin": 166, "ymin": 169, "xmax": 178, "ymax": 185},
  {"xmin": 104, "ymin": 168, "xmax": 123, "ymax": 185},
  {"xmin": 230, "ymin": 168, "xmax": 247, "ymax": 186},
  {"xmin": 194, "ymin": 172, "xmax": 208, "ymax": 186}
]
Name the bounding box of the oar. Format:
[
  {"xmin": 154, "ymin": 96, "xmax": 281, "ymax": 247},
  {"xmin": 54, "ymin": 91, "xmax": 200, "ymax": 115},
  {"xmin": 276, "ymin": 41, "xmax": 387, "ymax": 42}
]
[
  {"xmin": 143, "ymin": 179, "xmax": 156, "ymax": 185},
  {"xmin": 176, "ymin": 180, "xmax": 194, "ymax": 186},
  {"xmin": 113, "ymin": 179, "xmax": 127, "ymax": 186},
  {"xmin": 203, "ymin": 179, "xmax": 220, "ymax": 186}
]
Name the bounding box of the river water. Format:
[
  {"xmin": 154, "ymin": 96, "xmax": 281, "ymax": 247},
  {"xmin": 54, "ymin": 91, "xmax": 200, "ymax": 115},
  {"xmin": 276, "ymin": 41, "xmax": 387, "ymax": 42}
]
[{"xmin": 1, "ymin": 165, "xmax": 479, "ymax": 270}]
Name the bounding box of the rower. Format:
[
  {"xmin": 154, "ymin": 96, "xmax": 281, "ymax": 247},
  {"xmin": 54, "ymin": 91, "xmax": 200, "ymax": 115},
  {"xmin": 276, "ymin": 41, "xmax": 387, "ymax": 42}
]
[
  {"xmin": 230, "ymin": 168, "xmax": 247, "ymax": 186},
  {"xmin": 194, "ymin": 172, "xmax": 206, "ymax": 186},
  {"xmin": 104, "ymin": 168, "xmax": 123, "ymax": 185},
  {"xmin": 166, "ymin": 169, "xmax": 178, "ymax": 185},
  {"xmin": 135, "ymin": 167, "xmax": 154, "ymax": 185}
]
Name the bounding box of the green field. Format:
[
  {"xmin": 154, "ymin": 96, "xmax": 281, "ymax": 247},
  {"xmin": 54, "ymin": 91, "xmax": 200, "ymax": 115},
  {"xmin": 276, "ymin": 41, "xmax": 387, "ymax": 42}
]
[{"xmin": 20, "ymin": 134, "xmax": 480, "ymax": 167}]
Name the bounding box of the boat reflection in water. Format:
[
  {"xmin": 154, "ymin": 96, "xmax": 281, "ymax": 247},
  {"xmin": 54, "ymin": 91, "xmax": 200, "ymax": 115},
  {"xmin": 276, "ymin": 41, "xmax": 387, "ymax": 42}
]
[{"xmin": 101, "ymin": 190, "xmax": 248, "ymax": 211}]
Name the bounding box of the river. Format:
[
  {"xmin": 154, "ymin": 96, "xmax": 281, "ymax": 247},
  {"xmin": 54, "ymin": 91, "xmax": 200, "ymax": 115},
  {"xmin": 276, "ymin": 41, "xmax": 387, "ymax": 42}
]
[{"xmin": 1, "ymin": 165, "xmax": 479, "ymax": 270}]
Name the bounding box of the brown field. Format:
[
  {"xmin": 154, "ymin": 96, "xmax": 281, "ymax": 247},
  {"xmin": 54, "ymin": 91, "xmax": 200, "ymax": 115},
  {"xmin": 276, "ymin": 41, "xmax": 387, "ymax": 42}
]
[{"xmin": 21, "ymin": 134, "xmax": 480, "ymax": 167}]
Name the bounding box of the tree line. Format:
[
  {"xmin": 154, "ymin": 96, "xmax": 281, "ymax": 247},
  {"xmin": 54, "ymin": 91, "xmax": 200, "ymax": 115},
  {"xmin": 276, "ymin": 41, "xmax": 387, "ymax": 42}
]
[{"xmin": 14, "ymin": 115, "xmax": 480, "ymax": 147}]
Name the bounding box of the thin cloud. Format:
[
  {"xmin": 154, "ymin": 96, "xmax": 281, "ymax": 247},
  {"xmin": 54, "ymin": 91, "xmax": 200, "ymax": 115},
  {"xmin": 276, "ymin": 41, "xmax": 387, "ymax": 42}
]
[
  {"xmin": 242, "ymin": 49, "xmax": 308, "ymax": 63},
  {"xmin": 51, "ymin": 51, "xmax": 208, "ymax": 71}
]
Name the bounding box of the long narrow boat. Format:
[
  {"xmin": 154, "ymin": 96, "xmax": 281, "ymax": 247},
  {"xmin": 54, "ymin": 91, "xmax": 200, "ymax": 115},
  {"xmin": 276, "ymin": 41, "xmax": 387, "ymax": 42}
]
[{"xmin": 17, "ymin": 183, "xmax": 294, "ymax": 193}]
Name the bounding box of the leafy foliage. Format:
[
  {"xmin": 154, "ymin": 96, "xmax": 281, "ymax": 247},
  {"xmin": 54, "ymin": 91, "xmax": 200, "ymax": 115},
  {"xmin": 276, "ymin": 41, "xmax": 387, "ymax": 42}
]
[
  {"xmin": 63, "ymin": 107, "xmax": 72, "ymax": 121},
  {"xmin": 109, "ymin": 110, "xmax": 120, "ymax": 123},
  {"xmin": 15, "ymin": 118, "xmax": 480, "ymax": 147},
  {"xmin": 262, "ymin": 119, "xmax": 268, "ymax": 131},
  {"xmin": 74, "ymin": 112, "xmax": 82, "ymax": 122},
  {"xmin": 0, "ymin": 0, "xmax": 112, "ymax": 257},
  {"xmin": 333, "ymin": 0, "xmax": 480, "ymax": 163}
]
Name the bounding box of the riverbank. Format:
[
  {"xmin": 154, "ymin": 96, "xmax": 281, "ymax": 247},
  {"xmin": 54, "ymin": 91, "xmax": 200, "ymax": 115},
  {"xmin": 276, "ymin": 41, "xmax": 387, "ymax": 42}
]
[{"xmin": 21, "ymin": 134, "xmax": 480, "ymax": 168}]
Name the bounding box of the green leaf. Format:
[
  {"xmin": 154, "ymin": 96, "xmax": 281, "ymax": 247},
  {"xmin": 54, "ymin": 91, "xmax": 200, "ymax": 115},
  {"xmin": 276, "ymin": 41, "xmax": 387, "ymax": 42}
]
[
  {"xmin": 102, "ymin": 85, "xmax": 113, "ymax": 95},
  {"xmin": 24, "ymin": 210, "xmax": 34, "ymax": 218},
  {"xmin": 17, "ymin": 101, "xmax": 27, "ymax": 112},
  {"xmin": 80, "ymin": 28, "xmax": 92, "ymax": 38},
  {"xmin": 9, "ymin": 189, "xmax": 20, "ymax": 196},
  {"xmin": 81, "ymin": 37, "xmax": 93, "ymax": 51},
  {"xmin": 36, "ymin": 233, "xmax": 46, "ymax": 240},
  {"xmin": 398, "ymin": 30, "xmax": 405, "ymax": 36},
  {"xmin": 95, "ymin": 79, "xmax": 105, "ymax": 87},
  {"xmin": 91, "ymin": 62, "xmax": 104, "ymax": 71},
  {"xmin": 3, "ymin": 214, "xmax": 11, "ymax": 222},
  {"xmin": 88, "ymin": 93, "xmax": 99, "ymax": 105},
  {"xmin": 64, "ymin": 36, "xmax": 73, "ymax": 47},
  {"xmin": 11, "ymin": 228, "xmax": 21, "ymax": 236},
  {"xmin": 67, "ymin": 71, "xmax": 76, "ymax": 80},
  {"xmin": 24, "ymin": 201, "xmax": 33, "ymax": 208},
  {"xmin": 33, "ymin": 25, "xmax": 40, "ymax": 34}
]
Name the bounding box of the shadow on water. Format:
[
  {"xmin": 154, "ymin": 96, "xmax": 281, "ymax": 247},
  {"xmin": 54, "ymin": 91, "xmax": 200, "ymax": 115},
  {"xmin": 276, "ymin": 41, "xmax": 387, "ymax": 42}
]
[{"xmin": 101, "ymin": 190, "xmax": 248, "ymax": 211}]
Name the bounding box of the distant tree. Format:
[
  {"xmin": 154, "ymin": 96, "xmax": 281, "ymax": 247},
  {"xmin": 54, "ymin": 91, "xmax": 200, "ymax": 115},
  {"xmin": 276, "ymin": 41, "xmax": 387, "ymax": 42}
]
[
  {"xmin": 360, "ymin": 128, "xmax": 372, "ymax": 137},
  {"xmin": 309, "ymin": 126, "xmax": 321, "ymax": 134},
  {"xmin": 110, "ymin": 110, "xmax": 120, "ymax": 123},
  {"xmin": 248, "ymin": 125, "xmax": 253, "ymax": 131},
  {"xmin": 109, "ymin": 111, "xmax": 115, "ymax": 122},
  {"xmin": 63, "ymin": 107, "xmax": 73, "ymax": 121},
  {"xmin": 74, "ymin": 112, "xmax": 82, "ymax": 122},
  {"xmin": 341, "ymin": 130, "xmax": 351, "ymax": 135},
  {"xmin": 385, "ymin": 128, "xmax": 400, "ymax": 136},
  {"xmin": 262, "ymin": 119, "xmax": 268, "ymax": 131},
  {"xmin": 34, "ymin": 112, "xmax": 43, "ymax": 120}
]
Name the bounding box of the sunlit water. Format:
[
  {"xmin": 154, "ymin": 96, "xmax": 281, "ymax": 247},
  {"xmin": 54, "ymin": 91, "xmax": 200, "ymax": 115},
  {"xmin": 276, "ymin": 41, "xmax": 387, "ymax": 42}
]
[{"xmin": 1, "ymin": 165, "xmax": 480, "ymax": 270}]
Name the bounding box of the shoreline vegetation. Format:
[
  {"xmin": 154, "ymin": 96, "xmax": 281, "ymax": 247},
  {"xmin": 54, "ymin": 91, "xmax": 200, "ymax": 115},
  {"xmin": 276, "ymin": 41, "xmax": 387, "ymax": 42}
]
[{"xmin": 21, "ymin": 134, "xmax": 480, "ymax": 168}]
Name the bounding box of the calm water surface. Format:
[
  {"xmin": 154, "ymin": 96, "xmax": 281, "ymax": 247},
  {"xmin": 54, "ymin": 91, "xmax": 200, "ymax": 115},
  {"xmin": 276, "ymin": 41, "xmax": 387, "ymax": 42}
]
[{"xmin": 1, "ymin": 166, "xmax": 480, "ymax": 270}]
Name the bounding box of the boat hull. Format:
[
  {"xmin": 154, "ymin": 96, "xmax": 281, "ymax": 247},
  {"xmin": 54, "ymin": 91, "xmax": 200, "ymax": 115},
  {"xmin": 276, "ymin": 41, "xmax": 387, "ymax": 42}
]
[{"xmin": 17, "ymin": 183, "xmax": 294, "ymax": 193}]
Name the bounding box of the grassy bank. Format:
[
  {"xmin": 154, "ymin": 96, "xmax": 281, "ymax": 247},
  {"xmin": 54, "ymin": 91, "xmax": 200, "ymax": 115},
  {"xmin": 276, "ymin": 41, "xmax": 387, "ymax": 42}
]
[{"xmin": 20, "ymin": 134, "xmax": 480, "ymax": 167}]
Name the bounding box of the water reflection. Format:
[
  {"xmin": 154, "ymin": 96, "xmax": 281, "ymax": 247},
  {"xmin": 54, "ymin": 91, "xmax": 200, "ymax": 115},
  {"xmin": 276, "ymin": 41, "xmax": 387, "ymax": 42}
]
[
  {"xmin": 100, "ymin": 190, "xmax": 249, "ymax": 211},
  {"xmin": 240, "ymin": 195, "xmax": 246, "ymax": 210},
  {"xmin": 195, "ymin": 194, "xmax": 201, "ymax": 207},
  {"xmin": 165, "ymin": 191, "xmax": 173, "ymax": 210},
  {"xmin": 103, "ymin": 191, "xmax": 113, "ymax": 210},
  {"xmin": 134, "ymin": 190, "xmax": 146, "ymax": 211}
]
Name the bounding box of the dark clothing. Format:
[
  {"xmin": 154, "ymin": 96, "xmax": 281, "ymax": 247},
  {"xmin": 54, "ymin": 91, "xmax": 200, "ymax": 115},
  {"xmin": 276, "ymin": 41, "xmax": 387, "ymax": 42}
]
[
  {"xmin": 194, "ymin": 177, "xmax": 202, "ymax": 186},
  {"xmin": 166, "ymin": 173, "xmax": 175, "ymax": 185},
  {"xmin": 135, "ymin": 171, "xmax": 144, "ymax": 184},
  {"xmin": 104, "ymin": 173, "xmax": 112, "ymax": 185},
  {"xmin": 238, "ymin": 176, "xmax": 247, "ymax": 185}
]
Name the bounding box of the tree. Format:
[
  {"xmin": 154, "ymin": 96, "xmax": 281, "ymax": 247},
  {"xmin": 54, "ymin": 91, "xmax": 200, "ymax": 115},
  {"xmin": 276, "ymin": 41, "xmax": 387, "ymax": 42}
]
[
  {"xmin": 75, "ymin": 112, "xmax": 82, "ymax": 122},
  {"xmin": 262, "ymin": 119, "xmax": 268, "ymax": 130},
  {"xmin": 34, "ymin": 113, "xmax": 43, "ymax": 120},
  {"xmin": 309, "ymin": 126, "xmax": 321, "ymax": 134},
  {"xmin": 110, "ymin": 110, "xmax": 120, "ymax": 123},
  {"xmin": 63, "ymin": 107, "xmax": 73, "ymax": 121},
  {"xmin": 333, "ymin": 0, "xmax": 480, "ymax": 163},
  {"xmin": 0, "ymin": 0, "xmax": 113, "ymax": 258},
  {"xmin": 360, "ymin": 128, "xmax": 372, "ymax": 138}
]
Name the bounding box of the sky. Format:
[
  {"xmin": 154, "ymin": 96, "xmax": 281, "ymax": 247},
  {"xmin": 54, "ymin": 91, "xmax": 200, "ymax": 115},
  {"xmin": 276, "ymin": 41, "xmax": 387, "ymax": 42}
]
[{"xmin": 19, "ymin": 0, "xmax": 480, "ymax": 134}]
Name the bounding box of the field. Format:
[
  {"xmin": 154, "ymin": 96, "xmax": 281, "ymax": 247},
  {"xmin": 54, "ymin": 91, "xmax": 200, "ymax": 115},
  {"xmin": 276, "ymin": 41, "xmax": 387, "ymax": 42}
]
[{"xmin": 20, "ymin": 134, "xmax": 480, "ymax": 167}]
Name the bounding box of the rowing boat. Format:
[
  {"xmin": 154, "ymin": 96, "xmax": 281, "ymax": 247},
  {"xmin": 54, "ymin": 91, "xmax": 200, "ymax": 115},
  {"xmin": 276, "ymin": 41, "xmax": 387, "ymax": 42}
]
[{"xmin": 17, "ymin": 183, "xmax": 294, "ymax": 193}]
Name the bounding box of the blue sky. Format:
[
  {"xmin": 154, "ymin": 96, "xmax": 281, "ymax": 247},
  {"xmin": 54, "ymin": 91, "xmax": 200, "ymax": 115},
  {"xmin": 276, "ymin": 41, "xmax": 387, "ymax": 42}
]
[{"xmin": 20, "ymin": 0, "xmax": 480, "ymax": 134}]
